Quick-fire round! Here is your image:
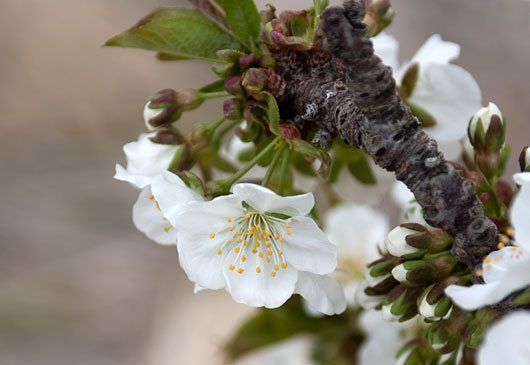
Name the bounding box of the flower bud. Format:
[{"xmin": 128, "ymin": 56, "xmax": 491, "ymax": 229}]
[
  {"xmin": 279, "ymin": 122, "xmax": 301, "ymax": 140},
  {"xmin": 148, "ymin": 129, "xmax": 182, "ymax": 145},
  {"xmin": 224, "ymin": 75, "xmax": 243, "ymax": 96},
  {"xmin": 143, "ymin": 88, "xmax": 202, "ymax": 130},
  {"xmin": 381, "ymin": 284, "xmax": 420, "ymax": 322},
  {"xmin": 223, "ymin": 98, "xmax": 244, "ymax": 121},
  {"xmin": 419, "ymin": 286, "xmax": 452, "ymax": 321},
  {"xmin": 241, "ymin": 68, "xmax": 268, "ymax": 95},
  {"xmin": 384, "ymin": 225, "xmax": 422, "ymax": 257},
  {"xmin": 260, "ymin": 4, "xmax": 276, "ymax": 24},
  {"xmin": 391, "ymin": 252, "xmax": 457, "ymax": 286},
  {"xmin": 468, "ymin": 102, "xmax": 505, "ymax": 150},
  {"xmin": 519, "ymin": 146, "xmax": 530, "ymax": 172}
]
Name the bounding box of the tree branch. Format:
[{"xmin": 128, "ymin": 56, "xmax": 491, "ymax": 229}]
[{"xmin": 271, "ymin": 0, "xmax": 498, "ymax": 276}]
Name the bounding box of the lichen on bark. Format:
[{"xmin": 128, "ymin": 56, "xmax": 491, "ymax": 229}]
[{"xmin": 270, "ymin": 0, "xmax": 499, "ymax": 277}]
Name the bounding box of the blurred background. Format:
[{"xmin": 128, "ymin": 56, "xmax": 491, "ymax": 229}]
[{"xmin": 1, "ymin": 0, "xmax": 529, "ymax": 364}]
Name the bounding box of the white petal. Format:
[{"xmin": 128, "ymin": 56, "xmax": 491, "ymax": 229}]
[
  {"xmin": 478, "ymin": 311, "xmax": 530, "ymax": 365},
  {"xmin": 122, "ymin": 133, "xmax": 178, "ymax": 176},
  {"xmin": 510, "ymin": 181, "xmax": 530, "ymax": 251},
  {"xmin": 372, "ymin": 32, "xmax": 400, "ymax": 72},
  {"xmin": 483, "ymin": 246, "xmax": 525, "ymax": 283},
  {"xmin": 232, "ymin": 183, "xmax": 314, "ymax": 216},
  {"xmin": 411, "ymin": 34, "xmax": 460, "ymax": 66},
  {"xmin": 150, "ymin": 170, "xmax": 203, "ymax": 227},
  {"xmin": 114, "ymin": 164, "xmax": 154, "ymax": 189},
  {"xmin": 132, "ymin": 187, "xmax": 177, "ymax": 245},
  {"xmin": 445, "ymin": 256, "xmax": 530, "ymax": 310},
  {"xmin": 173, "ymin": 195, "xmax": 244, "ymax": 290},
  {"xmin": 223, "ymin": 250, "xmax": 298, "ymax": 308},
  {"xmin": 514, "ymin": 172, "xmax": 530, "ymax": 185},
  {"xmin": 358, "ymin": 310, "xmax": 404, "ymax": 365},
  {"xmin": 172, "ymin": 195, "xmax": 243, "ymax": 235},
  {"xmin": 409, "ymin": 63, "xmax": 482, "ymax": 142},
  {"xmin": 282, "ymin": 217, "xmax": 337, "ymax": 275},
  {"xmin": 176, "ymin": 229, "xmax": 232, "ymax": 290},
  {"xmin": 295, "ymin": 272, "xmax": 347, "ymax": 315},
  {"xmin": 355, "ymin": 280, "xmax": 383, "ymax": 309},
  {"xmin": 324, "ymin": 203, "xmax": 389, "ymax": 264}
]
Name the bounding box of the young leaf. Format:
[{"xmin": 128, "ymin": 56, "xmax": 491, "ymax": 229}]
[
  {"xmin": 217, "ymin": 0, "xmax": 261, "ymax": 50},
  {"xmin": 105, "ymin": 8, "xmax": 242, "ymax": 61}
]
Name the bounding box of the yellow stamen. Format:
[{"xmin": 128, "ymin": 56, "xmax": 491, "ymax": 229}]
[
  {"xmin": 497, "ymin": 242, "xmax": 506, "ymax": 250},
  {"xmin": 234, "ymin": 247, "xmax": 241, "ymax": 253},
  {"xmin": 266, "ymin": 257, "xmax": 271, "ymax": 263},
  {"xmin": 229, "ymin": 237, "xmax": 235, "ymax": 243},
  {"xmin": 216, "ymin": 249, "xmax": 222, "ymax": 255},
  {"xmin": 271, "ymin": 272, "xmax": 276, "ymax": 278},
  {"xmin": 241, "ymin": 255, "xmax": 247, "ymax": 262},
  {"xmin": 258, "ymin": 252, "xmax": 264, "ymax": 258},
  {"xmin": 267, "ymin": 250, "xmax": 273, "ymax": 256},
  {"xmin": 237, "ymin": 268, "xmax": 244, "ymax": 274},
  {"xmin": 229, "ymin": 264, "xmax": 235, "ymax": 271},
  {"xmin": 475, "ymin": 269, "xmax": 483, "ymax": 277},
  {"xmin": 265, "ymin": 243, "xmax": 271, "ymax": 249},
  {"xmin": 236, "ymin": 231, "xmax": 243, "ymax": 237},
  {"xmin": 281, "ymin": 263, "xmax": 287, "ymax": 269},
  {"xmin": 285, "ymin": 223, "xmax": 292, "ymax": 235},
  {"xmin": 274, "ymin": 265, "xmax": 279, "ymax": 271},
  {"xmin": 209, "ymin": 233, "xmax": 216, "ymax": 239},
  {"xmin": 229, "ymin": 225, "xmax": 235, "ymax": 232},
  {"xmin": 226, "ymin": 217, "xmax": 232, "ymax": 223},
  {"xmin": 256, "ymin": 266, "xmax": 261, "ymax": 273}
]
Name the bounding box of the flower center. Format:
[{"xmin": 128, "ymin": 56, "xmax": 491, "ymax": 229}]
[{"xmin": 211, "ymin": 209, "xmax": 290, "ymax": 278}]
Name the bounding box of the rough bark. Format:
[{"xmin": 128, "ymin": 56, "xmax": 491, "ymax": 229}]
[{"xmin": 271, "ymin": 0, "xmax": 498, "ymax": 275}]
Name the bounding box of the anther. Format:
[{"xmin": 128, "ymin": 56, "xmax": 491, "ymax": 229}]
[{"xmin": 209, "ymin": 233, "xmax": 216, "ymax": 239}]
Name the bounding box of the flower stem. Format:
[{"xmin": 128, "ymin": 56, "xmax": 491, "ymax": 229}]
[
  {"xmin": 278, "ymin": 148, "xmax": 291, "ymax": 195},
  {"xmin": 220, "ymin": 138, "xmax": 279, "ymax": 190},
  {"xmin": 199, "ymin": 91, "xmax": 231, "ymax": 100},
  {"xmin": 262, "ymin": 141, "xmax": 287, "ymax": 187}
]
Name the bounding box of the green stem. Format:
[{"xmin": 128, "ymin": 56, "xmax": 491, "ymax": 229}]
[
  {"xmin": 220, "ymin": 138, "xmax": 279, "ymax": 189},
  {"xmin": 213, "ymin": 119, "xmax": 241, "ymax": 144},
  {"xmin": 278, "ymin": 148, "xmax": 291, "ymax": 195},
  {"xmin": 262, "ymin": 141, "xmax": 287, "ymax": 187},
  {"xmin": 199, "ymin": 91, "xmax": 231, "ymax": 100},
  {"xmin": 484, "ymin": 177, "xmax": 503, "ymax": 217}
]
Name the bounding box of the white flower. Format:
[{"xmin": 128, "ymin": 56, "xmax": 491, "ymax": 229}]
[
  {"xmin": 445, "ymin": 172, "xmax": 530, "ymax": 310},
  {"xmin": 172, "ymin": 183, "xmax": 346, "ymax": 314},
  {"xmin": 324, "ymin": 204, "xmax": 389, "ymax": 306},
  {"xmin": 390, "ymin": 182, "xmax": 428, "ymax": 225},
  {"xmin": 357, "ymin": 309, "xmax": 426, "ymax": 365},
  {"xmin": 477, "ymin": 311, "xmax": 530, "ymax": 365},
  {"xmin": 114, "ymin": 133, "xmax": 188, "ymax": 245},
  {"xmin": 373, "ymin": 33, "xmax": 482, "ymax": 159}
]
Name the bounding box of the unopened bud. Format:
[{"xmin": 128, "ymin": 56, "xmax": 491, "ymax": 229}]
[
  {"xmin": 391, "ymin": 252, "xmax": 457, "ymax": 286},
  {"xmin": 241, "ymin": 68, "xmax": 268, "ymax": 95},
  {"xmin": 519, "ymin": 146, "xmax": 530, "ymax": 172},
  {"xmin": 224, "ymin": 75, "xmax": 243, "ymax": 96},
  {"xmin": 381, "ymin": 285, "xmax": 420, "ymax": 322},
  {"xmin": 279, "ymin": 122, "xmax": 301, "ymax": 140},
  {"xmin": 223, "ymin": 98, "xmax": 244, "ymax": 121},
  {"xmin": 419, "ymin": 286, "xmax": 452, "ymax": 321},
  {"xmin": 384, "ymin": 225, "xmax": 422, "ymax": 257},
  {"xmin": 148, "ymin": 129, "xmax": 181, "ymax": 145},
  {"xmin": 468, "ymin": 102, "xmax": 505, "ymax": 150},
  {"xmin": 143, "ymin": 88, "xmax": 202, "ymax": 130}
]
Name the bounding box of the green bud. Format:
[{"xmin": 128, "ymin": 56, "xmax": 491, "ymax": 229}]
[
  {"xmin": 223, "ymin": 98, "xmax": 244, "ymax": 121},
  {"xmin": 143, "ymin": 88, "xmax": 203, "ymax": 130},
  {"xmin": 148, "ymin": 128, "xmax": 182, "ymax": 145},
  {"xmin": 242, "ymin": 68, "xmax": 268, "ymax": 95}
]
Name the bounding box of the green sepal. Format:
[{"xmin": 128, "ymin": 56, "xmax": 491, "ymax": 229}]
[
  {"xmin": 514, "ymin": 290, "xmax": 530, "ymax": 305},
  {"xmin": 400, "ymin": 63, "xmax": 419, "ymax": 98},
  {"xmin": 290, "ymin": 139, "xmax": 331, "ymax": 178},
  {"xmin": 182, "ymin": 170, "xmax": 205, "ymax": 196},
  {"xmin": 408, "ymin": 101, "xmax": 437, "ymax": 128},
  {"xmin": 105, "ymin": 8, "xmax": 242, "ymax": 61},
  {"xmin": 496, "ymin": 143, "xmax": 511, "ymax": 177}
]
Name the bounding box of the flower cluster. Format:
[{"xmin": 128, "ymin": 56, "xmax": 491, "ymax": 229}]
[{"xmin": 108, "ymin": 0, "xmax": 530, "ymax": 364}]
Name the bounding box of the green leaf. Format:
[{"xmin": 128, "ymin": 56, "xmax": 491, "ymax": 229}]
[
  {"xmin": 290, "ymin": 139, "xmax": 331, "ymax": 178},
  {"xmin": 217, "ymin": 0, "xmax": 261, "ymax": 50},
  {"xmin": 263, "ymin": 92, "xmax": 280, "ymax": 135},
  {"xmin": 198, "ymin": 79, "xmax": 226, "ymax": 93},
  {"xmin": 105, "ymin": 8, "xmax": 242, "ymax": 61},
  {"xmin": 347, "ymin": 152, "xmax": 376, "ymax": 184}
]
